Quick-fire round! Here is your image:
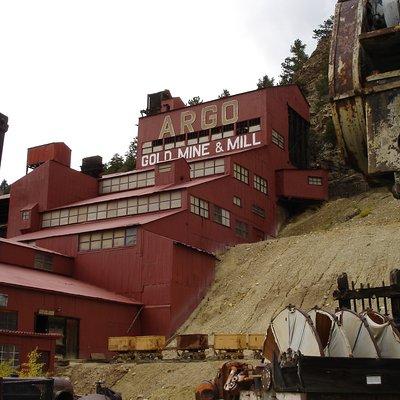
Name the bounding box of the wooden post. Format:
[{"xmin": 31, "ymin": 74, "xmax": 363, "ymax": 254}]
[
  {"xmin": 390, "ymin": 269, "xmax": 400, "ymax": 326},
  {"xmin": 337, "ymin": 273, "xmax": 351, "ymax": 309}
]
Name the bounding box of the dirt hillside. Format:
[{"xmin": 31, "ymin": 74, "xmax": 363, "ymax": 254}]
[
  {"xmin": 60, "ymin": 188, "xmax": 400, "ymax": 400},
  {"xmin": 180, "ymin": 187, "xmax": 400, "ymax": 335}
]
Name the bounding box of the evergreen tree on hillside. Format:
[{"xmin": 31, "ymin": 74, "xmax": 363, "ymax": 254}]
[
  {"xmin": 124, "ymin": 138, "xmax": 137, "ymax": 171},
  {"xmin": 0, "ymin": 180, "xmax": 10, "ymax": 195},
  {"xmin": 188, "ymin": 96, "xmax": 203, "ymax": 106},
  {"xmin": 257, "ymin": 75, "xmax": 275, "ymax": 89},
  {"xmin": 279, "ymin": 39, "xmax": 309, "ymax": 85},
  {"xmin": 104, "ymin": 153, "xmax": 124, "ymax": 174},
  {"xmin": 218, "ymin": 89, "xmax": 230, "ymax": 98},
  {"xmin": 313, "ymin": 16, "xmax": 334, "ymax": 41}
]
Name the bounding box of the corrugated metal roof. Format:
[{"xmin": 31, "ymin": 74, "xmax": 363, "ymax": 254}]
[
  {"xmin": 0, "ymin": 262, "xmax": 141, "ymax": 305},
  {"xmin": 0, "ymin": 238, "xmax": 72, "ymax": 258},
  {"xmin": 48, "ymin": 174, "xmax": 225, "ymax": 210},
  {"xmin": 11, "ymin": 209, "xmax": 183, "ymax": 242},
  {"xmin": 99, "ymin": 166, "xmax": 155, "ymax": 180},
  {"xmin": 0, "ymin": 329, "xmax": 61, "ymax": 339}
]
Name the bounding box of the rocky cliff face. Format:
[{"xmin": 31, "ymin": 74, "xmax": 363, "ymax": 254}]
[{"xmin": 296, "ymin": 37, "xmax": 370, "ymax": 198}]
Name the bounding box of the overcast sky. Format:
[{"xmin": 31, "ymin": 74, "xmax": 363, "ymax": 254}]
[{"xmin": 0, "ymin": 0, "xmax": 335, "ymax": 184}]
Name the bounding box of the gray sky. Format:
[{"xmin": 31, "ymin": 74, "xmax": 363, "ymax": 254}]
[{"xmin": 0, "ymin": 0, "xmax": 335, "ymax": 183}]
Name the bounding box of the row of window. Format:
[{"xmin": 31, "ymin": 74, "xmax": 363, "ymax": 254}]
[
  {"xmin": 190, "ymin": 158, "xmax": 225, "ymax": 179},
  {"xmin": 79, "ymin": 228, "xmax": 137, "ymax": 251},
  {"xmin": 190, "ymin": 195, "xmax": 266, "ymax": 227},
  {"xmin": 272, "ymin": 130, "xmax": 285, "ymax": 149},
  {"xmin": 99, "ymin": 170, "xmax": 155, "ymax": 194},
  {"xmin": 34, "ymin": 253, "xmax": 53, "ymax": 272},
  {"xmin": 42, "ymin": 191, "xmax": 182, "ymax": 228},
  {"xmin": 190, "ymin": 196, "xmax": 230, "ymax": 227},
  {"xmin": 233, "ymin": 163, "xmax": 268, "ymax": 195},
  {"xmin": 142, "ymin": 118, "xmax": 261, "ymax": 154}
]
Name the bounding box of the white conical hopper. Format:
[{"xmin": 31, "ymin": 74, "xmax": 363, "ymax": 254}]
[
  {"xmin": 336, "ymin": 309, "xmax": 380, "ymax": 358},
  {"xmin": 362, "ymin": 310, "xmax": 400, "ymax": 359},
  {"xmin": 308, "ymin": 308, "xmax": 352, "ymax": 357},
  {"xmin": 264, "ymin": 306, "xmax": 323, "ymax": 362}
]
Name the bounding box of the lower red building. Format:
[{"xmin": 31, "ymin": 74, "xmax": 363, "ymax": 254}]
[{"xmin": 0, "ymin": 85, "xmax": 328, "ymax": 366}]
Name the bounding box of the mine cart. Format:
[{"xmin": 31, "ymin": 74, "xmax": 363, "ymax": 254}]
[
  {"xmin": 247, "ymin": 334, "xmax": 264, "ymax": 359},
  {"xmin": 213, "ymin": 334, "xmax": 247, "ymax": 360},
  {"xmin": 108, "ymin": 335, "xmax": 165, "ymax": 361},
  {"xmin": 176, "ymin": 334, "xmax": 209, "ymax": 360}
]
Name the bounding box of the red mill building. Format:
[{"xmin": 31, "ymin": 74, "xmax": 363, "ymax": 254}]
[{"xmin": 1, "ymin": 86, "xmax": 327, "ymax": 363}]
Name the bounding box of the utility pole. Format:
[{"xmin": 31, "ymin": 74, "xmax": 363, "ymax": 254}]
[{"xmin": 0, "ymin": 113, "xmax": 8, "ymax": 169}]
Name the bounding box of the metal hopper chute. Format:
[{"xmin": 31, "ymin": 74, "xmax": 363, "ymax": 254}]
[
  {"xmin": 336, "ymin": 309, "xmax": 380, "ymax": 358},
  {"xmin": 263, "ymin": 305, "xmax": 323, "ymax": 362},
  {"xmin": 362, "ymin": 310, "xmax": 400, "ymax": 358},
  {"xmin": 308, "ymin": 308, "xmax": 352, "ymax": 357}
]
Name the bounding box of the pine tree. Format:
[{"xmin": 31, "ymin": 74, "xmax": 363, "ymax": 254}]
[
  {"xmin": 0, "ymin": 180, "xmax": 10, "ymax": 195},
  {"xmin": 279, "ymin": 39, "xmax": 309, "ymax": 85},
  {"xmin": 104, "ymin": 153, "xmax": 124, "ymax": 174},
  {"xmin": 257, "ymin": 75, "xmax": 275, "ymax": 89},
  {"xmin": 313, "ymin": 16, "xmax": 334, "ymax": 41},
  {"xmin": 218, "ymin": 89, "xmax": 230, "ymax": 98},
  {"xmin": 187, "ymin": 96, "xmax": 203, "ymax": 106},
  {"xmin": 124, "ymin": 138, "xmax": 137, "ymax": 171}
]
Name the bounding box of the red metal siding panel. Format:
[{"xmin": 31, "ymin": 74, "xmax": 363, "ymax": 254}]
[
  {"xmin": 169, "ymin": 244, "xmax": 215, "ymax": 333},
  {"xmin": 0, "ymin": 285, "xmax": 140, "ymax": 359}
]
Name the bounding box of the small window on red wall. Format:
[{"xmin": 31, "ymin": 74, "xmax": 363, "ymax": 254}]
[
  {"xmin": 308, "ymin": 176, "xmax": 323, "ymax": 186},
  {"xmin": 0, "ymin": 311, "xmax": 18, "ymax": 331},
  {"xmin": 21, "ymin": 210, "xmax": 30, "ymax": 221}
]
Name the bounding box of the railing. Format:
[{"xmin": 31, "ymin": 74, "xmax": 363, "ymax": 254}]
[{"xmin": 333, "ymin": 269, "xmax": 400, "ymax": 327}]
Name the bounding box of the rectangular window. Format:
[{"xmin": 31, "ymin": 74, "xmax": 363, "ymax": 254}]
[
  {"xmin": 78, "ymin": 227, "xmax": 138, "ymax": 252},
  {"xmin": 158, "ymin": 163, "xmax": 172, "ymax": 173},
  {"xmin": 272, "ymin": 130, "xmax": 285, "ymax": 149},
  {"xmin": 100, "ymin": 170, "xmax": 155, "ymax": 194},
  {"xmin": 190, "ymin": 196, "xmax": 209, "ymax": 218},
  {"xmin": 0, "ymin": 311, "xmax": 18, "ymax": 331},
  {"xmin": 236, "ymin": 118, "xmax": 261, "ymax": 135},
  {"xmin": 34, "ymin": 253, "xmax": 53, "ymax": 271},
  {"xmin": 142, "ymin": 141, "xmax": 152, "ymax": 155},
  {"xmin": 42, "ymin": 191, "xmax": 181, "ymax": 228},
  {"xmin": 0, "ymin": 344, "xmax": 20, "ymax": 368},
  {"xmin": 252, "ymin": 204, "xmax": 266, "ymax": 218},
  {"xmin": 164, "ymin": 136, "xmax": 175, "ymax": 150},
  {"xmin": 190, "ymin": 158, "xmax": 225, "ymax": 178},
  {"xmin": 233, "ymin": 196, "xmax": 242, "ymax": 207},
  {"xmin": 235, "ymin": 220, "xmax": 248, "ymax": 238},
  {"xmin": 213, "ymin": 206, "xmax": 230, "ymax": 227},
  {"xmin": 21, "ymin": 210, "xmax": 30, "ymax": 221},
  {"xmin": 308, "ymin": 176, "xmax": 323, "ymax": 186},
  {"xmin": 152, "ymin": 138, "xmax": 163, "ymax": 152},
  {"xmin": 175, "ymin": 134, "xmax": 186, "ymax": 148},
  {"xmin": 233, "ymin": 163, "xmax": 249, "ymax": 184},
  {"xmin": 254, "ymin": 175, "xmax": 268, "ymax": 194}
]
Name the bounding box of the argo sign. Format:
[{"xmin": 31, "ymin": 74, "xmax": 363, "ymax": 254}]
[{"xmin": 140, "ymin": 100, "xmax": 264, "ymax": 167}]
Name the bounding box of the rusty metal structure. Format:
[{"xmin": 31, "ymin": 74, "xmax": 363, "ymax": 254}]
[
  {"xmin": 329, "ymin": 0, "xmax": 400, "ymax": 197},
  {"xmin": 0, "ymin": 113, "xmax": 8, "ymax": 169},
  {"xmin": 334, "ymin": 269, "xmax": 400, "ymax": 327},
  {"xmin": 197, "ymin": 305, "xmax": 400, "ymax": 399}
]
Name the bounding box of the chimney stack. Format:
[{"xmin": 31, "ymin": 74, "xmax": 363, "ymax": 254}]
[{"xmin": 0, "ymin": 113, "xmax": 9, "ymax": 169}]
